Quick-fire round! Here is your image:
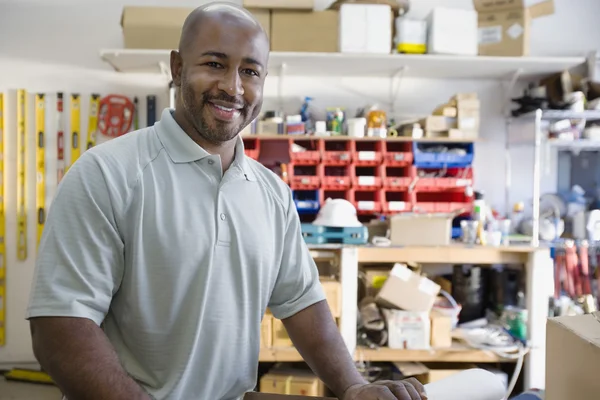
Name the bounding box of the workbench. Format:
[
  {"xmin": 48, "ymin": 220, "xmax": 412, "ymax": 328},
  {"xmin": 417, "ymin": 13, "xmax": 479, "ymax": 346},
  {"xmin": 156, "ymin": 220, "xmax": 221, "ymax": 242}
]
[{"xmin": 262, "ymin": 244, "xmax": 554, "ymax": 391}]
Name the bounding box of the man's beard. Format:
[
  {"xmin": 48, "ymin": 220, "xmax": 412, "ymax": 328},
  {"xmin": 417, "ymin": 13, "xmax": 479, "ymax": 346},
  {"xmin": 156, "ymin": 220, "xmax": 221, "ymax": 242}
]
[{"xmin": 180, "ymin": 80, "xmax": 249, "ymax": 145}]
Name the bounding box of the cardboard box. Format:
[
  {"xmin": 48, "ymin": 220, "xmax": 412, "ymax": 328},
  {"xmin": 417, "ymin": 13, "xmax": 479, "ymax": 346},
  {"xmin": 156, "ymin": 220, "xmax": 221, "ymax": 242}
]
[
  {"xmin": 427, "ymin": 364, "xmax": 478, "ymax": 383},
  {"xmin": 384, "ymin": 309, "xmax": 431, "ymax": 350},
  {"xmin": 272, "ymin": 318, "xmax": 293, "ymax": 347},
  {"xmin": 271, "ymin": 10, "xmax": 339, "ymax": 52},
  {"xmin": 430, "ymin": 311, "xmax": 453, "ymax": 348},
  {"xmin": 474, "ymin": 0, "xmax": 555, "ymax": 56},
  {"xmin": 260, "ymin": 370, "xmax": 326, "ymax": 397},
  {"xmin": 244, "ymin": 0, "xmax": 313, "ymax": 10},
  {"xmin": 419, "ymin": 115, "xmax": 451, "ymax": 132},
  {"xmin": 261, "ymin": 314, "xmax": 273, "ymax": 348},
  {"xmin": 339, "ymin": 4, "xmax": 393, "ymax": 54},
  {"xmin": 320, "ymin": 278, "xmax": 342, "ymax": 318},
  {"xmin": 546, "ymin": 312, "xmax": 600, "ymax": 400},
  {"xmin": 389, "ymin": 212, "xmax": 455, "ymax": 247},
  {"xmin": 426, "ymin": 8, "xmax": 478, "ymax": 56},
  {"xmin": 432, "ymin": 105, "xmax": 457, "ymax": 118},
  {"xmin": 376, "ymin": 263, "xmax": 441, "ymax": 313},
  {"xmin": 121, "ymin": 7, "xmax": 271, "ymax": 50}
]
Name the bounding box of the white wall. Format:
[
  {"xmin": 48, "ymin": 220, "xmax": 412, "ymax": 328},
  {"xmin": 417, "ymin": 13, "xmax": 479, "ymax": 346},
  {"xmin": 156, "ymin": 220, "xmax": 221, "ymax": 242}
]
[{"xmin": 0, "ymin": 0, "xmax": 599, "ymax": 365}]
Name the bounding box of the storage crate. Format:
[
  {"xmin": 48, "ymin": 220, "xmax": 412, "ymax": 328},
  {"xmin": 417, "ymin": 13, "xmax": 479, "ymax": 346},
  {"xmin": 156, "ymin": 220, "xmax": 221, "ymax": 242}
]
[
  {"xmin": 354, "ymin": 140, "xmax": 384, "ymax": 166},
  {"xmin": 320, "ymin": 190, "xmax": 351, "ymax": 205},
  {"xmin": 293, "ymin": 190, "xmax": 320, "ymax": 214},
  {"xmin": 383, "ymin": 165, "xmax": 414, "ymax": 190},
  {"xmin": 322, "ymin": 165, "xmax": 352, "ymax": 190},
  {"xmin": 353, "ymin": 165, "xmax": 383, "ymax": 190},
  {"xmin": 384, "ymin": 141, "xmax": 413, "ymax": 166},
  {"xmin": 413, "ymin": 142, "xmax": 474, "ymax": 168},
  {"xmin": 414, "ymin": 191, "xmax": 473, "ymax": 213},
  {"xmin": 351, "ymin": 189, "xmax": 382, "ymax": 215},
  {"xmin": 290, "ymin": 164, "xmax": 320, "ymax": 190},
  {"xmin": 382, "ymin": 190, "xmax": 411, "ymax": 214},
  {"xmin": 321, "ymin": 140, "xmax": 353, "ymax": 165},
  {"xmin": 243, "ymin": 137, "xmax": 260, "ymax": 160},
  {"xmin": 415, "ymin": 167, "xmax": 473, "ymax": 191},
  {"xmin": 289, "ymin": 138, "xmax": 321, "ymax": 165}
]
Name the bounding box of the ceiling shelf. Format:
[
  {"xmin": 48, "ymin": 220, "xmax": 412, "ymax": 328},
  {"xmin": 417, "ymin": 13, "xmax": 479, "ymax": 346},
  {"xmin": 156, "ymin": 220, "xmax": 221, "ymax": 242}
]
[{"xmin": 100, "ymin": 49, "xmax": 586, "ymax": 80}]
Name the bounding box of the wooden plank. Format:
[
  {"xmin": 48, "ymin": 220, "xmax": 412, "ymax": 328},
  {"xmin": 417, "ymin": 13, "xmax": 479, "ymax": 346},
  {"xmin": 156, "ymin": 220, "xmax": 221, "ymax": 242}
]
[
  {"xmin": 259, "ymin": 347, "xmax": 303, "ymax": 362},
  {"xmin": 354, "ymin": 346, "xmax": 515, "ymax": 363},
  {"xmin": 356, "ymin": 245, "xmax": 539, "ymax": 265}
]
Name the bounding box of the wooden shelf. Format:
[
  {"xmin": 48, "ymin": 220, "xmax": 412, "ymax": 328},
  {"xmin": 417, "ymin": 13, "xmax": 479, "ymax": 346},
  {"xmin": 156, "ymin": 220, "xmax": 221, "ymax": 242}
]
[
  {"xmin": 242, "ymin": 134, "xmax": 477, "ymax": 143},
  {"xmin": 357, "ymin": 245, "xmax": 540, "ymax": 265},
  {"xmin": 355, "ymin": 345, "xmax": 515, "ymax": 363},
  {"xmin": 100, "ymin": 49, "xmax": 585, "ymax": 81},
  {"xmin": 259, "ymin": 344, "xmax": 515, "ymax": 363}
]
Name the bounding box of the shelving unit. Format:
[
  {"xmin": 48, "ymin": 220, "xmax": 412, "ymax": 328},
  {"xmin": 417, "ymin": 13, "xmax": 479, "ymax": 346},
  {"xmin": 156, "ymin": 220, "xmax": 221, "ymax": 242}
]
[
  {"xmin": 507, "ymin": 109, "xmax": 600, "ymax": 246},
  {"xmin": 242, "ymin": 134, "xmax": 478, "ymax": 143},
  {"xmin": 260, "ymin": 245, "xmax": 553, "ymax": 389}
]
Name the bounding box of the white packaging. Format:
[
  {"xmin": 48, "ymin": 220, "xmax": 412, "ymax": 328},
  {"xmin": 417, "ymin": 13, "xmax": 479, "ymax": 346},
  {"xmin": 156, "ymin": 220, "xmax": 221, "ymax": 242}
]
[
  {"xmin": 347, "ymin": 118, "xmax": 366, "ymax": 137},
  {"xmin": 395, "ymin": 18, "xmax": 427, "ymax": 53},
  {"xmin": 426, "ymin": 8, "xmax": 478, "ymax": 56},
  {"xmin": 340, "ymin": 4, "xmax": 392, "ymax": 54},
  {"xmin": 383, "ymin": 309, "xmax": 431, "ymax": 350}
]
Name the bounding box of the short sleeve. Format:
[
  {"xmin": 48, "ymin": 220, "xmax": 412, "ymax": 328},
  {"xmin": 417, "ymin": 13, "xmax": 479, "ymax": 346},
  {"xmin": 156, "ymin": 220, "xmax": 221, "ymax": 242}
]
[
  {"xmin": 268, "ymin": 189, "xmax": 326, "ymax": 320},
  {"xmin": 26, "ymin": 152, "xmax": 125, "ymax": 326}
]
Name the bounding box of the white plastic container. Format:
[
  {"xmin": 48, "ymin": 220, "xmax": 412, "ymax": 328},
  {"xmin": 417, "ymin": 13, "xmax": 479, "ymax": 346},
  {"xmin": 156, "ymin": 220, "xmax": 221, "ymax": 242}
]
[{"xmin": 347, "ymin": 118, "xmax": 367, "ymax": 137}]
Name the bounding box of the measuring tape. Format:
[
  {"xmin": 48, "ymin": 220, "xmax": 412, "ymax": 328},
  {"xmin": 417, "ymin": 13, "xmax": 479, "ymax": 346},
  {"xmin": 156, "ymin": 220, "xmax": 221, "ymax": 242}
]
[
  {"xmin": 0, "ymin": 93, "xmax": 6, "ymax": 347},
  {"xmin": 16, "ymin": 89, "xmax": 27, "ymax": 261},
  {"xmin": 69, "ymin": 94, "xmax": 81, "ymax": 168},
  {"xmin": 57, "ymin": 93, "xmax": 65, "ymax": 184},
  {"xmin": 86, "ymin": 94, "xmax": 100, "ymax": 150},
  {"xmin": 98, "ymin": 95, "xmax": 134, "ymax": 137},
  {"xmin": 35, "ymin": 94, "xmax": 46, "ymax": 249}
]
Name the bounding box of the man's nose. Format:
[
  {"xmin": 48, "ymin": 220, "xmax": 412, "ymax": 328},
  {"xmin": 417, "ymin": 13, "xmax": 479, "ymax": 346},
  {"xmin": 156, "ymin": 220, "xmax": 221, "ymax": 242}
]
[{"xmin": 217, "ymin": 69, "xmax": 244, "ymax": 97}]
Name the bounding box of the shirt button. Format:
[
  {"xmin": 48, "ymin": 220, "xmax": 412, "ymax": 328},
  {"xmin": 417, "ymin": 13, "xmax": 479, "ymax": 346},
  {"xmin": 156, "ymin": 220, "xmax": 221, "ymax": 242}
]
[
  {"xmin": 208, "ymin": 159, "xmax": 214, "ymax": 165},
  {"xmin": 220, "ymin": 213, "xmax": 227, "ymax": 221}
]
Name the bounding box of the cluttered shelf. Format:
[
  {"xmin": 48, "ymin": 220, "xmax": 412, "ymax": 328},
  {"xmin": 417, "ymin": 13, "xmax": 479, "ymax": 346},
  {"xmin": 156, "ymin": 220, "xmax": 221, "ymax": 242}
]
[
  {"xmin": 99, "ymin": 48, "xmax": 586, "ymax": 80},
  {"xmin": 258, "ymin": 344, "xmax": 515, "ymax": 363},
  {"xmin": 242, "ymin": 134, "xmax": 478, "ymax": 143}
]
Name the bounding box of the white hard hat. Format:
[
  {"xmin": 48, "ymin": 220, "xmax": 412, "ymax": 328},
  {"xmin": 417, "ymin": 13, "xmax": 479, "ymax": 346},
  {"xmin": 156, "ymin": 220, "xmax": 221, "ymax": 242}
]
[{"xmin": 313, "ymin": 198, "xmax": 362, "ymax": 228}]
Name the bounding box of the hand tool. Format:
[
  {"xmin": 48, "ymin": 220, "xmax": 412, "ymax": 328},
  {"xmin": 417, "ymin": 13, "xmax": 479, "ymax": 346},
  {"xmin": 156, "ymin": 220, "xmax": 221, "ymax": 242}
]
[
  {"xmin": 35, "ymin": 94, "xmax": 46, "ymax": 248},
  {"xmin": 16, "ymin": 89, "xmax": 27, "ymax": 261}
]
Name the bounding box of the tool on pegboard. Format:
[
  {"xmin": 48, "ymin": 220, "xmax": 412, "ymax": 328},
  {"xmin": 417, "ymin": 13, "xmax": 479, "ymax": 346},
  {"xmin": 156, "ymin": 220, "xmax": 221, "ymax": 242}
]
[
  {"xmin": 69, "ymin": 94, "xmax": 81, "ymax": 169},
  {"xmin": 86, "ymin": 93, "xmax": 100, "ymax": 150},
  {"xmin": 16, "ymin": 89, "xmax": 27, "ymax": 261},
  {"xmin": 57, "ymin": 92, "xmax": 65, "ymax": 184},
  {"xmin": 147, "ymin": 95, "xmax": 156, "ymax": 127},
  {"xmin": 133, "ymin": 96, "xmax": 139, "ymax": 131},
  {"xmin": 0, "ymin": 93, "xmax": 6, "ymax": 347},
  {"xmin": 98, "ymin": 95, "xmax": 134, "ymax": 137},
  {"xmin": 35, "ymin": 94, "xmax": 46, "ymax": 249}
]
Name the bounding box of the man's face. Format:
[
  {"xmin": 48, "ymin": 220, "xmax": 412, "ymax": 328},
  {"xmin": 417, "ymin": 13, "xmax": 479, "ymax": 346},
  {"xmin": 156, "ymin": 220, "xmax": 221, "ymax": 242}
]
[{"xmin": 172, "ymin": 14, "xmax": 269, "ymax": 144}]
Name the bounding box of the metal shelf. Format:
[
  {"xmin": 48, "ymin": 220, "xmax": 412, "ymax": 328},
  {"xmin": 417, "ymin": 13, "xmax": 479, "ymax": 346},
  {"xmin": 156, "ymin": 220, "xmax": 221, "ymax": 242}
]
[
  {"xmin": 242, "ymin": 134, "xmax": 477, "ymax": 143},
  {"xmin": 100, "ymin": 49, "xmax": 586, "ymax": 80},
  {"xmin": 514, "ymin": 109, "xmax": 600, "ymax": 121}
]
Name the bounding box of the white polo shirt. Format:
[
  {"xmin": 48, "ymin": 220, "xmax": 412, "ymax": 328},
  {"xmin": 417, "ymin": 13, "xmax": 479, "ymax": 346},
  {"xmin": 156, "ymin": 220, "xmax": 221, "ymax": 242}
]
[{"xmin": 26, "ymin": 108, "xmax": 325, "ymax": 400}]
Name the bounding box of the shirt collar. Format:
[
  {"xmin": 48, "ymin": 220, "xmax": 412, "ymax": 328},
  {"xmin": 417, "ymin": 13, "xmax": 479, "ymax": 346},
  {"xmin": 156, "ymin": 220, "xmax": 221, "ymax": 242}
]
[{"xmin": 155, "ymin": 108, "xmax": 256, "ymax": 181}]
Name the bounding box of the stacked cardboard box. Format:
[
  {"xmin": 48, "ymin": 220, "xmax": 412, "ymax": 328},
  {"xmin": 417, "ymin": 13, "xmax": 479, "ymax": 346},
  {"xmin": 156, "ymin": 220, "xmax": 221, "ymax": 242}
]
[
  {"xmin": 420, "ymin": 93, "xmax": 480, "ymax": 140},
  {"xmin": 260, "ymin": 368, "xmax": 326, "ymax": 396}
]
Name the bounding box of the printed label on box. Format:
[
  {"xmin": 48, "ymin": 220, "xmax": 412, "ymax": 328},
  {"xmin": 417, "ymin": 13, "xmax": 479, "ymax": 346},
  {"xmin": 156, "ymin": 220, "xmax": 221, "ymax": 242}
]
[
  {"xmin": 456, "ymin": 179, "xmax": 470, "ymax": 187},
  {"xmin": 478, "ymin": 26, "xmax": 502, "ymax": 44},
  {"xmin": 358, "ymin": 151, "xmax": 376, "ymax": 161},
  {"xmin": 507, "ymin": 23, "xmax": 524, "ymax": 39},
  {"xmin": 358, "ymin": 201, "xmax": 375, "ymax": 210},
  {"xmin": 358, "ymin": 176, "xmax": 376, "ymax": 186},
  {"xmin": 389, "ymin": 201, "xmax": 406, "ymax": 211},
  {"xmin": 391, "ymin": 263, "xmax": 411, "ymax": 281}
]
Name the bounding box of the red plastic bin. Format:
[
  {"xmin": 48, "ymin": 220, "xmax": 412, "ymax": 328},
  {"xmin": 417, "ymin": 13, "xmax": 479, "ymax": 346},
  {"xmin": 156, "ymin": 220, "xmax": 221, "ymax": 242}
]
[
  {"xmin": 384, "ymin": 141, "xmax": 413, "ymax": 166},
  {"xmin": 414, "ymin": 191, "xmax": 473, "ymax": 213},
  {"xmin": 382, "ymin": 190, "xmax": 411, "ymax": 214},
  {"xmin": 415, "ymin": 168, "xmax": 473, "ymax": 191},
  {"xmin": 353, "ymin": 140, "xmax": 384, "ymax": 166},
  {"xmin": 322, "ymin": 165, "xmax": 353, "ymax": 190},
  {"xmin": 290, "ymin": 164, "xmax": 320, "ymax": 190},
  {"xmin": 351, "ymin": 189, "xmax": 382, "ymax": 215},
  {"xmin": 353, "ymin": 165, "xmax": 383, "ymax": 190},
  {"xmin": 243, "ymin": 137, "xmax": 260, "ymax": 160},
  {"xmin": 383, "ymin": 166, "xmax": 415, "ymax": 190},
  {"xmin": 289, "ymin": 138, "xmax": 322, "ymax": 165},
  {"xmin": 320, "ymin": 190, "xmax": 351, "ymax": 205},
  {"xmin": 321, "ymin": 140, "xmax": 354, "ymax": 165}
]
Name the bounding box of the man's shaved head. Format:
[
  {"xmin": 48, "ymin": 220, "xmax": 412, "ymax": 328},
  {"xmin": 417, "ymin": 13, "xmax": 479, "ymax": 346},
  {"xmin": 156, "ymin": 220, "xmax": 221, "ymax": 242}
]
[
  {"xmin": 170, "ymin": 1, "xmax": 270, "ymax": 147},
  {"xmin": 179, "ymin": 2, "xmax": 269, "ymax": 57}
]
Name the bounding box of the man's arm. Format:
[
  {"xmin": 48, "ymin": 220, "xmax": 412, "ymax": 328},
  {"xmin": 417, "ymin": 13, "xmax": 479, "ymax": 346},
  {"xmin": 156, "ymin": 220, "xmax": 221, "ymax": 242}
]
[
  {"xmin": 282, "ymin": 300, "xmax": 366, "ymax": 398},
  {"xmin": 30, "ymin": 317, "xmax": 150, "ymax": 400}
]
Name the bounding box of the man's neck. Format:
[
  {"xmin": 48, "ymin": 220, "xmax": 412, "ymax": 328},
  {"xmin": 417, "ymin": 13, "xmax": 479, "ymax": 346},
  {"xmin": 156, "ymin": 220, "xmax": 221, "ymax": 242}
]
[{"xmin": 174, "ymin": 109, "xmax": 237, "ymax": 171}]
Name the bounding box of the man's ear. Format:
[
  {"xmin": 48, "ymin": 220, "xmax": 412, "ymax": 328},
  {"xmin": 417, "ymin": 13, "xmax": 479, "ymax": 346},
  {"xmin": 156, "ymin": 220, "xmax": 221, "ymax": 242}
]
[{"xmin": 170, "ymin": 50, "xmax": 183, "ymax": 87}]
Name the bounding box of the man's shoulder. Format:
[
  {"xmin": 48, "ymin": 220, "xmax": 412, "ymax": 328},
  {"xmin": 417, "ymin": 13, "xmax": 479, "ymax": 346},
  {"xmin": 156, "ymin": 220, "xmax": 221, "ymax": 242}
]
[{"xmin": 245, "ymin": 157, "xmax": 292, "ymax": 208}]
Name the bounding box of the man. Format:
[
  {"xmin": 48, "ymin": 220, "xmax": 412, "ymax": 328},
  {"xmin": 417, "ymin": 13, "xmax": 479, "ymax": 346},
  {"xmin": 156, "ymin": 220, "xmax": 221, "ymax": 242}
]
[{"xmin": 26, "ymin": 3, "xmax": 426, "ymax": 400}]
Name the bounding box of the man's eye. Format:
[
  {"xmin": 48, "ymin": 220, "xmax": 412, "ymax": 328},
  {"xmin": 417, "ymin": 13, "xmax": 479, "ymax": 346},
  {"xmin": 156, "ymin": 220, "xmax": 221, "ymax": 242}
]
[
  {"xmin": 243, "ymin": 69, "xmax": 259, "ymax": 77},
  {"xmin": 206, "ymin": 62, "xmax": 223, "ymax": 68}
]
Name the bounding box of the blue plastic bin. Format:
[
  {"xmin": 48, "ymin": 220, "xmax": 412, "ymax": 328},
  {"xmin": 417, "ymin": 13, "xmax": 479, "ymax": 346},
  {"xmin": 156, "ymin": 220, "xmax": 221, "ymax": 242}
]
[
  {"xmin": 293, "ymin": 190, "xmax": 320, "ymax": 214},
  {"xmin": 413, "ymin": 142, "xmax": 474, "ymax": 168}
]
